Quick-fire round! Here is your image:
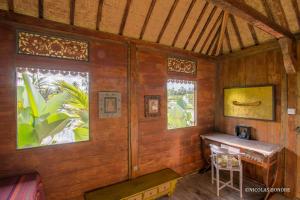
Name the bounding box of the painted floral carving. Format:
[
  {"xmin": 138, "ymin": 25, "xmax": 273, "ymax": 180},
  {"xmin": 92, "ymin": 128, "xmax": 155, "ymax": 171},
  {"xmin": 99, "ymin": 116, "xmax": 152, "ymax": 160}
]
[
  {"xmin": 167, "ymin": 57, "xmax": 197, "ymax": 75},
  {"xmin": 17, "ymin": 31, "xmax": 89, "ymax": 61}
]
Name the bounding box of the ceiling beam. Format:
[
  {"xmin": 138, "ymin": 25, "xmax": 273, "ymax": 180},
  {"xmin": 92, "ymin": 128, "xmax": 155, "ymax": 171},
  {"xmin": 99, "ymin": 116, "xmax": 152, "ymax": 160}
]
[
  {"xmin": 224, "ymin": 27, "xmax": 232, "ymax": 52},
  {"xmin": 96, "ymin": 0, "xmax": 104, "ymax": 31},
  {"xmin": 206, "ymin": 0, "xmax": 295, "ymax": 39},
  {"xmin": 247, "ymin": 24, "xmax": 259, "ymax": 45},
  {"xmin": 278, "ymin": 37, "xmax": 297, "ymax": 74},
  {"xmin": 199, "ymin": 11, "xmax": 223, "ymax": 53},
  {"xmin": 261, "ymin": 0, "xmax": 275, "ymax": 21},
  {"xmin": 140, "ymin": 0, "xmax": 156, "ymax": 39},
  {"xmin": 119, "ymin": 0, "xmax": 132, "ymax": 35},
  {"xmin": 229, "ymin": 14, "xmax": 244, "ymax": 49},
  {"xmin": 192, "ymin": 6, "xmax": 217, "ymax": 51},
  {"xmin": 184, "ymin": 2, "xmax": 209, "ymax": 49},
  {"xmin": 70, "ymin": 0, "xmax": 75, "ymax": 25},
  {"xmin": 291, "ymin": 0, "xmax": 300, "ymax": 29},
  {"xmin": 7, "ymin": 0, "xmax": 14, "ymax": 12},
  {"xmin": 38, "ymin": 0, "xmax": 43, "ymax": 19},
  {"xmin": 216, "ymin": 11, "xmax": 228, "ymax": 55},
  {"xmin": 206, "ymin": 25, "xmax": 221, "ymax": 55},
  {"xmin": 172, "ymin": 0, "xmax": 196, "ymax": 46},
  {"xmin": 157, "ymin": 0, "xmax": 179, "ymax": 43}
]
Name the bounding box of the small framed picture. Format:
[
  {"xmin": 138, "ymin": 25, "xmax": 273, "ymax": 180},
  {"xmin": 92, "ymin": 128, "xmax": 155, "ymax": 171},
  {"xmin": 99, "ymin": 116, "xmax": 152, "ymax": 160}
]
[
  {"xmin": 99, "ymin": 92, "xmax": 121, "ymax": 118},
  {"xmin": 144, "ymin": 95, "xmax": 161, "ymax": 117}
]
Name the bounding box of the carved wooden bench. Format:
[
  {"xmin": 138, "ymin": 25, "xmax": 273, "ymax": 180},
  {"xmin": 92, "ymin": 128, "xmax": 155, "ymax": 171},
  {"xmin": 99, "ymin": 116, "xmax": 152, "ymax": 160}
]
[{"xmin": 84, "ymin": 168, "xmax": 181, "ymax": 200}]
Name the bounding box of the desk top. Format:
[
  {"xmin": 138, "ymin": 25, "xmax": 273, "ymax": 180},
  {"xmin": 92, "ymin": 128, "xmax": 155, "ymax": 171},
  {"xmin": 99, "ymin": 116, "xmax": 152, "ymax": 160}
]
[{"xmin": 201, "ymin": 132, "xmax": 283, "ymax": 157}]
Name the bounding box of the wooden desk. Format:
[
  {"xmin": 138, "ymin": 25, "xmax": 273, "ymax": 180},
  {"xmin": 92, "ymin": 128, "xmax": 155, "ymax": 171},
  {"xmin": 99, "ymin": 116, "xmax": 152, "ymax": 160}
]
[
  {"xmin": 200, "ymin": 132, "xmax": 283, "ymax": 200},
  {"xmin": 84, "ymin": 168, "xmax": 181, "ymax": 200}
]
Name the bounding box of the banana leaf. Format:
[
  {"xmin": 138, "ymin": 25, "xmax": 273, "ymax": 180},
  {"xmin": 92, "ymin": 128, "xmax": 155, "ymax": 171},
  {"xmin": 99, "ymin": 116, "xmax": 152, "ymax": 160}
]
[{"xmin": 22, "ymin": 73, "xmax": 46, "ymax": 118}]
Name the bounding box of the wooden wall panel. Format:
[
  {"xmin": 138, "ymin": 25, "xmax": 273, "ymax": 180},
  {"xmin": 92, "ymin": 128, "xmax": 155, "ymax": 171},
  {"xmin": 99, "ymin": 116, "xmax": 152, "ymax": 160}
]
[
  {"xmin": 0, "ymin": 20, "xmax": 217, "ymax": 200},
  {"xmin": 216, "ymin": 49, "xmax": 285, "ymax": 186},
  {"xmin": 135, "ymin": 48, "xmax": 216, "ymax": 176},
  {"xmin": 0, "ymin": 23, "xmax": 129, "ymax": 200}
]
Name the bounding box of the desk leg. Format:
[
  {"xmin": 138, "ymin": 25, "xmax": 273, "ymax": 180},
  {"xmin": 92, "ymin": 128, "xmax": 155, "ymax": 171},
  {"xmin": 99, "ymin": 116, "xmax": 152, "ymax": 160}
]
[
  {"xmin": 264, "ymin": 153, "xmax": 280, "ymax": 200},
  {"xmin": 199, "ymin": 139, "xmax": 211, "ymax": 174}
]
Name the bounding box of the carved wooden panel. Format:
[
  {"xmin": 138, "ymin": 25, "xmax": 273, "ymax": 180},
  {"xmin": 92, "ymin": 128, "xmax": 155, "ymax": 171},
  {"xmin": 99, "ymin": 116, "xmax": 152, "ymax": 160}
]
[
  {"xmin": 167, "ymin": 57, "xmax": 197, "ymax": 75},
  {"xmin": 17, "ymin": 31, "xmax": 89, "ymax": 61}
]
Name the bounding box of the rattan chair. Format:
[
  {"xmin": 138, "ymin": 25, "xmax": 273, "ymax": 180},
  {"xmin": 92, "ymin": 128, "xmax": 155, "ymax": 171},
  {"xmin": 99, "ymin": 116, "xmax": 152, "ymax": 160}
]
[{"xmin": 210, "ymin": 144, "xmax": 244, "ymax": 198}]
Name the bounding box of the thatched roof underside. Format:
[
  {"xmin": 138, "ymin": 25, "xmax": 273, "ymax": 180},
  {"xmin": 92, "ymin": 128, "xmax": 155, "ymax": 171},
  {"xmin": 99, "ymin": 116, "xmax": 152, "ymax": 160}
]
[{"xmin": 0, "ymin": 0, "xmax": 299, "ymax": 57}]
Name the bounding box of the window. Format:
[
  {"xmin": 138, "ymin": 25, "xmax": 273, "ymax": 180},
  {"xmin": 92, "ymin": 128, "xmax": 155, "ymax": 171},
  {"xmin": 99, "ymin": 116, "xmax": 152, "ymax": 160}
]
[
  {"xmin": 16, "ymin": 67, "xmax": 89, "ymax": 149},
  {"xmin": 167, "ymin": 79, "xmax": 196, "ymax": 129}
]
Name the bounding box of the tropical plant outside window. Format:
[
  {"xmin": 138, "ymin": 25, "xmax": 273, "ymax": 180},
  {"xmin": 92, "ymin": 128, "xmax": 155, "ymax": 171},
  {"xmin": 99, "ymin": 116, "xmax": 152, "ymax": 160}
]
[
  {"xmin": 16, "ymin": 67, "xmax": 89, "ymax": 149},
  {"xmin": 167, "ymin": 79, "xmax": 196, "ymax": 129}
]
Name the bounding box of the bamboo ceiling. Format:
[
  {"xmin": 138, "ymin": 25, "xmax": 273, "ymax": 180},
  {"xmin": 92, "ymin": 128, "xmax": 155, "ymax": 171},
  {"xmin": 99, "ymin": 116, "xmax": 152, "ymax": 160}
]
[{"xmin": 0, "ymin": 0, "xmax": 299, "ymax": 57}]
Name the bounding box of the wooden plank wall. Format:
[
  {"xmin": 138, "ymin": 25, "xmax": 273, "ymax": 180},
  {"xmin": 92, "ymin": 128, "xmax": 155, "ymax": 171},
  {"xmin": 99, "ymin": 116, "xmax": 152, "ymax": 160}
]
[
  {"xmin": 215, "ymin": 48, "xmax": 299, "ymax": 197},
  {"xmin": 0, "ymin": 22, "xmax": 217, "ymax": 199},
  {"xmin": 215, "ymin": 49, "xmax": 290, "ymax": 193},
  {"xmin": 135, "ymin": 47, "xmax": 216, "ymax": 176}
]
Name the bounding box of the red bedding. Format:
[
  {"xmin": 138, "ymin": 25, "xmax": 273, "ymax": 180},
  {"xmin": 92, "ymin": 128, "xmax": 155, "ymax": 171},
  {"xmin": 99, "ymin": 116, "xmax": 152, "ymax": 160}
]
[{"xmin": 0, "ymin": 173, "xmax": 45, "ymax": 200}]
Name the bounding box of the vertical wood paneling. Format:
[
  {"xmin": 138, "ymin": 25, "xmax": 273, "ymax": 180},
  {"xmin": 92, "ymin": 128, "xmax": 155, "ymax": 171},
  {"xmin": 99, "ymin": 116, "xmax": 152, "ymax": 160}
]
[{"xmin": 216, "ymin": 49, "xmax": 284, "ymax": 184}]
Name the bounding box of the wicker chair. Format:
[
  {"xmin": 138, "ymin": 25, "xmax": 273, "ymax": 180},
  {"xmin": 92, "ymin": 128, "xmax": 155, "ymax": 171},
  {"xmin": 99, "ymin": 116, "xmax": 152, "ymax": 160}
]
[{"xmin": 210, "ymin": 144, "xmax": 244, "ymax": 198}]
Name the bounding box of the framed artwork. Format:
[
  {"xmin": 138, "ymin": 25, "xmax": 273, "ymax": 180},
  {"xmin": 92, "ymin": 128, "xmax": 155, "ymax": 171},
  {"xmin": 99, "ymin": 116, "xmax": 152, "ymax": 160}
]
[
  {"xmin": 99, "ymin": 92, "xmax": 121, "ymax": 118},
  {"xmin": 144, "ymin": 95, "xmax": 161, "ymax": 117},
  {"xmin": 224, "ymin": 85, "xmax": 275, "ymax": 121}
]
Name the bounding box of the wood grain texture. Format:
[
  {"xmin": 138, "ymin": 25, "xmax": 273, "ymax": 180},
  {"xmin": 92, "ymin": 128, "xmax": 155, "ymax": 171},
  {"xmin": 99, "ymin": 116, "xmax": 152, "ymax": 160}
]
[
  {"xmin": 207, "ymin": 0, "xmax": 294, "ymax": 39},
  {"xmin": 216, "ymin": 47, "xmax": 293, "ymax": 193},
  {"xmin": 135, "ymin": 47, "xmax": 216, "ymax": 177},
  {"xmin": 0, "ymin": 21, "xmax": 217, "ymax": 200}
]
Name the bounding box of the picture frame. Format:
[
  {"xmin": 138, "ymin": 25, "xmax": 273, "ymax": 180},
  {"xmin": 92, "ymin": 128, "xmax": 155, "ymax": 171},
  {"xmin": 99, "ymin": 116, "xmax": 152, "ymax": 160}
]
[
  {"xmin": 99, "ymin": 92, "xmax": 121, "ymax": 118},
  {"xmin": 144, "ymin": 95, "xmax": 161, "ymax": 117},
  {"xmin": 223, "ymin": 85, "xmax": 275, "ymax": 121}
]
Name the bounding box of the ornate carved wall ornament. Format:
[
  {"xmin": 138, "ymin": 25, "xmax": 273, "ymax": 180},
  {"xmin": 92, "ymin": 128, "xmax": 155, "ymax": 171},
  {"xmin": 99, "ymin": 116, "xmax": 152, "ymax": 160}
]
[
  {"xmin": 17, "ymin": 31, "xmax": 89, "ymax": 61},
  {"xmin": 167, "ymin": 57, "xmax": 197, "ymax": 75}
]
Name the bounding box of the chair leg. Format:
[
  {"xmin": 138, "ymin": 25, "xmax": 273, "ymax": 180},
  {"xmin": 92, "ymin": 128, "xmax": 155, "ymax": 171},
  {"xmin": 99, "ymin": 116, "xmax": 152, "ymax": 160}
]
[
  {"xmin": 216, "ymin": 168, "xmax": 220, "ymax": 197},
  {"xmin": 211, "ymin": 163, "xmax": 214, "ymax": 184},
  {"xmin": 240, "ymin": 169, "xmax": 243, "ymax": 198},
  {"xmin": 230, "ymin": 170, "xmax": 233, "ymax": 186}
]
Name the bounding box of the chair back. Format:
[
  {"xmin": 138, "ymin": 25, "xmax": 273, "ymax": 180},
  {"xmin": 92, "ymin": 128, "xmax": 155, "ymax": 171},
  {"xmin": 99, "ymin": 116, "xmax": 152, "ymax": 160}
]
[{"xmin": 210, "ymin": 144, "xmax": 243, "ymax": 169}]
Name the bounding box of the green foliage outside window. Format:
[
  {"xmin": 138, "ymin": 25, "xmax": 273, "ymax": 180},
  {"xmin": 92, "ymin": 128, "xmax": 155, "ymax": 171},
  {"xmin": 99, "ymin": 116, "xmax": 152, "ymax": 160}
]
[
  {"xmin": 16, "ymin": 67, "xmax": 89, "ymax": 149},
  {"xmin": 167, "ymin": 80, "xmax": 196, "ymax": 129}
]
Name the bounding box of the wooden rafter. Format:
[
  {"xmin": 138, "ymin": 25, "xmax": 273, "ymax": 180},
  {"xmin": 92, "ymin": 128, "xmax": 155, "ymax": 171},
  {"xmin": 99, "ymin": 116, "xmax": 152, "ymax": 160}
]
[
  {"xmin": 278, "ymin": 37, "xmax": 297, "ymax": 74},
  {"xmin": 157, "ymin": 0, "xmax": 179, "ymax": 43},
  {"xmin": 70, "ymin": 0, "xmax": 75, "ymax": 25},
  {"xmin": 272, "ymin": 0, "xmax": 290, "ymax": 30},
  {"xmin": 184, "ymin": 2, "xmax": 209, "ymax": 49},
  {"xmin": 206, "ymin": 25, "xmax": 221, "ymax": 55},
  {"xmin": 206, "ymin": 0, "xmax": 295, "ymax": 39},
  {"xmin": 192, "ymin": 6, "xmax": 217, "ymax": 51},
  {"xmin": 140, "ymin": 0, "xmax": 156, "ymax": 39},
  {"xmin": 38, "ymin": 0, "xmax": 43, "ymax": 19},
  {"xmin": 211, "ymin": 33, "xmax": 220, "ymax": 55},
  {"xmin": 291, "ymin": 0, "xmax": 300, "ymax": 29},
  {"xmin": 261, "ymin": 0, "xmax": 275, "ymax": 21},
  {"xmin": 96, "ymin": 0, "xmax": 104, "ymax": 31},
  {"xmin": 248, "ymin": 24, "xmax": 259, "ymax": 45},
  {"xmin": 225, "ymin": 27, "xmax": 232, "ymax": 52},
  {"xmin": 199, "ymin": 11, "xmax": 223, "ymax": 53},
  {"xmin": 7, "ymin": 0, "xmax": 14, "ymax": 12},
  {"xmin": 119, "ymin": 0, "xmax": 132, "ymax": 35},
  {"xmin": 229, "ymin": 14, "xmax": 244, "ymax": 49},
  {"xmin": 172, "ymin": 0, "xmax": 196, "ymax": 46},
  {"xmin": 216, "ymin": 11, "xmax": 229, "ymax": 55}
]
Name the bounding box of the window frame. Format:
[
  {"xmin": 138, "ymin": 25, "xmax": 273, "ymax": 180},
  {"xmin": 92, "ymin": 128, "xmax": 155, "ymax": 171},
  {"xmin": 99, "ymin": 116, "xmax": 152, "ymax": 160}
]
[
  {"xmin": 166, "ymin": 78, "xmax": 197, "ymax": 130},
  {"xmin": 15, "ymin": 66, "xmax": 91, "ymax": 150}
]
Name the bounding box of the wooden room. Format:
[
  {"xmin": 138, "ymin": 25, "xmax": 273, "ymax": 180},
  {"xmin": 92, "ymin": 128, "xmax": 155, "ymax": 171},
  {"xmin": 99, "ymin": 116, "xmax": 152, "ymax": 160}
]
[{"xmin": 0, "ymin": 0, "xmax": 299, "ymax": 200}]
